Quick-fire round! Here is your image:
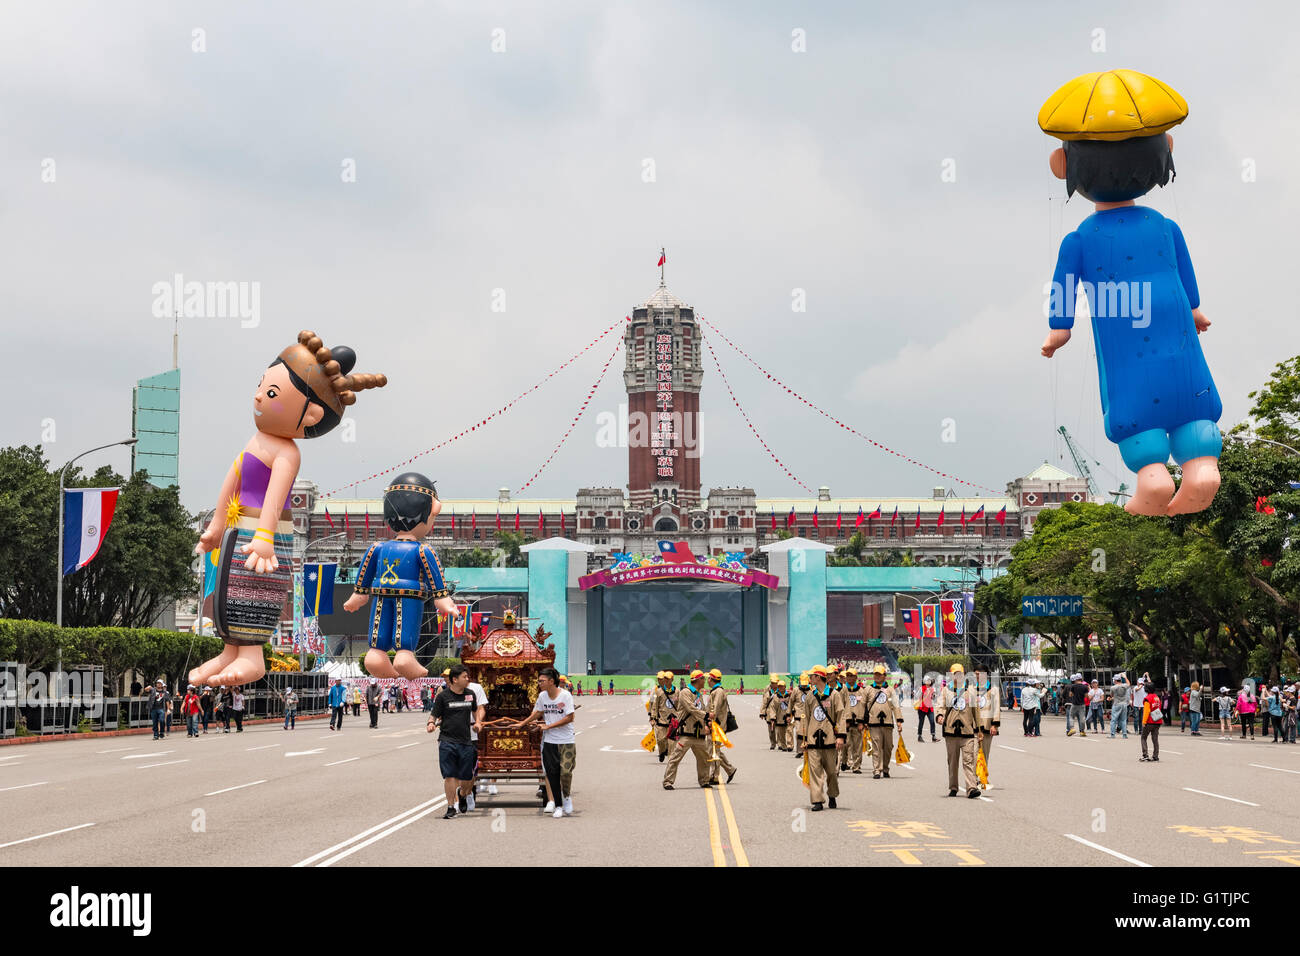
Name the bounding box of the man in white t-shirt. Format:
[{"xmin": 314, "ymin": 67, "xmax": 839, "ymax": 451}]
[{"xmin": 514, "ymin": 666, "xmax": 576, "ymax": 818}]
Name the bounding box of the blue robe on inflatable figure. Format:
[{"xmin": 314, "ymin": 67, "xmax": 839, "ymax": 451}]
[
  {"xmin": 342, "ymin": 473, "xmax": 460, "ymax": 679},
  {"xmin": 1039, "ymin": 70, "xmax": 1221, "ymax": 516}
]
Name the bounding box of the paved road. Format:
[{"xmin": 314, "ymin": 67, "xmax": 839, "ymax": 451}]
[{"xmin": 2, "ymin": 696, "xmax": 1298, "ymax": 867}]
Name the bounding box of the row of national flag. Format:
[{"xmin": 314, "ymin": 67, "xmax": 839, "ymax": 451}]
[
  {"xmin": 898, "ymin": 593, "xmax": 973, "ymax": 639},
  {"xmin": 770, "ymin": 503, "xmax": 1007, "ymax": 531},
  {"xmin": 323, "ymin": 507, "xmax": 566, "ymax": 535}
]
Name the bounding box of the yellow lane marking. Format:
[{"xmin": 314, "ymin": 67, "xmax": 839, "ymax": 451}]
[
  {"xmin": 716, "ymin": 781, "xmax": 750, "ymax": 867},
  {"xmin": 703, "ymin": 787, "xmax": 726, "ymax": 866}
]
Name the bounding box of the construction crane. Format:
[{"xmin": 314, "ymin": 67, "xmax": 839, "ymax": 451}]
[
  {"xmin": 1057, "ymin": 425, "xmax": 1130, "ymax": 504},
  {"xmin": 1057, "ymin": 425, "xmax": 1100, "ymax": 499}
]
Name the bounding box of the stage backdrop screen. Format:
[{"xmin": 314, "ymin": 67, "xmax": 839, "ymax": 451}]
[{"xmin": 597, "ymin": 582, "xmax": 748, "ymax": 674}]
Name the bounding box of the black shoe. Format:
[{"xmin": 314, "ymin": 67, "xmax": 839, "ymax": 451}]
[
  {"xmin": 663, "ymin": 784, "xmax": 674, "ymax": 790},
  {"xmin": 1151, "ymin": 756, "xmax": 1159, "ymax": 762},
  {"xmin": 931, "ymin": 736, "xmax": 938, "ymax": 742},
  {"xmin": 1140, "ymin": 755, "xmax": 1149, "ymax": 761},
  {"xmin": 948, "ymin": 789, "xmax": 958, "ymax": 797},
  {"xmin": 839, "ymin": 765, "xmax": 849, "ymax": 772},
  {"xmin": 873, "ymin": 771, "xmax": 881, "ymax": 779},
  {"xmin": 811, "ymin": 802, "xmax": 824, "ymax": 811},
  {"xmin": 968, "ymin": 789, "xmax": 980, "ymax": 799},
  {"xmin": 458, "ymin": 796, "xmax": 468, "ymax": 813},
  {"xmin": 769, "ymin": 744, "xmax": 775, "ymax": 750},
  {"xmin": 658, "ymin": 753, "xmax": 666, "ymax": 763},
  {"xmin": 882, "ymin": 770, "xmax": 890, "ymax": 778},
  {"xmin": 726, "ymin": 769, "xmax": 737, "ymax": 783},
  {"xmin": 443, "ymin": 808, "xmax": 458, "ymax": 820},
  {"xmin": 852, "ymin": 769, "xmax": 863, "ymax": 774},
  {"xmin": 827, "ymin": 797, "xmax": 837, "ymax": 809}
]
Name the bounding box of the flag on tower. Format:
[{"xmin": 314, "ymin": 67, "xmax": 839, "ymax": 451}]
[
  {"xmin": 657, "ymin": 252, "xmax": 666, "ymax": 267},
  {"xmin": 61, "ymin": 488, "xmax": 120, "ymax": 575}
]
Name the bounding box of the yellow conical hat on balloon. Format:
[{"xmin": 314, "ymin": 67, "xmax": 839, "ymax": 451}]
[{"xmin": 1038, "ymin": 69, "xmax": 1187, "ymax": 142}]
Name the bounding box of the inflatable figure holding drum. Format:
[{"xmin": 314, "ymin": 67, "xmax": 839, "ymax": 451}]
[
  {"xmin": 192, "ymin": 330, "xmax": 387, "ymax": 687},
  {"xmin": 1039, "ymin": 70, "xmax": 1222, "ymax": 516}
]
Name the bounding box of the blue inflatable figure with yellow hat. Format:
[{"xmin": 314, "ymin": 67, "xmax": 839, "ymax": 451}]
[{"xmin": 1039, "ymin": 70, "xmax": 1221, "ymax": 516}]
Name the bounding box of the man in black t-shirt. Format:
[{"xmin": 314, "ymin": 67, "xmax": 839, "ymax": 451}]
[
  {"xmin": 1065, "ymin": 674, "xmax": 1090, "ymax": 737},
  {"xmin": 427, "ymin": 665, "xmax": 483, "ymax": 819}
]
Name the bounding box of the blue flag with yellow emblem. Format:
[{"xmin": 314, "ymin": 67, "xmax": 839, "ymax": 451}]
[{"xmin": 303, "ymin": 563, "xmax": 337, "ymax": 616}]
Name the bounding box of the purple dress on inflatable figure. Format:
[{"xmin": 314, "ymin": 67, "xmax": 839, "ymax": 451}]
[{"xmin": 191, "ymin": 330, "xmax": 386, "ymax": 688}]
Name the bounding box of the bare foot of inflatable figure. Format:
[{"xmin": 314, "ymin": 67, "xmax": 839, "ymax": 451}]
[
  {"xmin": 393, "ymin": 650, "xmax": 429, "ymax": 680},
  {"xmin": 208, "ymin": 644, "xmax": 267, "ymax": 687},
  {"xmin": 364, "ymin": 648, "xmax": 399, "ymax": 680},
  {"xmin": 1166, "ymin": 457, "xmax": 1221, "ymax": 515},
  {"xmin": 1125, "ymin": 464, "xmax": 1175, "ymax": 516},
  {"xmin": 190, "ymin": 644, "xmax": 238, "ymax": 686}
]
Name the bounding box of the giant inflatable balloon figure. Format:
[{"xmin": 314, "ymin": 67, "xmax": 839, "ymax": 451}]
[
  {"xmin": 341, "ymin": 472, "xmax": 461, "ymax": 680},
  {"xmin": 1038, "ymin": 70, "xmax": 1222, "ymax": 516},
  {"xmin": 192, "ymin": 331, "xmax": 387, "ymax": 686}
]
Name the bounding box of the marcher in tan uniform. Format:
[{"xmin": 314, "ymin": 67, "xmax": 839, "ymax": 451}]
[
  {"xmin": 864, "ymin": 663, "xmax": 904, "ymax": 778},
  {"xmin": 792, "ymin": 673, "xmax": 810, "ymax": 757},
  {"xmin": 840, "ymin": 669, "xmax": 868, "ymax": 772},
  {"xmin": 706, "ymin": 669, "xmax": 737, "ymax": 784},
  {"xmin": 649, "ymin": 671, "xmax": 677, "ymax": 762},
  {"xmin": 766, "ymin": 680, "xmax": 793, "ymax": 750},
  {"xmin": 800, "ymin": 665, "xmax": 847, "ymax": 810},
  {"xmin": 936, "ymin": 663, "xmax": 983, "ymax": 798},
  {"xmin": 663, "ymin": 670, "xmax": 713, "ymax": 790},
  {"xmin": 761, "ymin": 675, "xmax": 780, "ymax": 750},
  {"xmin": 973, "ymin": 668, "xmax": 1001, "ymax": 787}
]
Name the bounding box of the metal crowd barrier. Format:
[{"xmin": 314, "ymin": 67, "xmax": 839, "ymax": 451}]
[{"xmin": 0, "ymin": 662, "xmax": 16, "ymax": 739}]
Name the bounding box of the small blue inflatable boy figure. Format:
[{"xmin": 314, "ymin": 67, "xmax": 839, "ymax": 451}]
[
  {"xmin": 1039, "ymin": 70, "xmax": 1221, "ymax": 516},
  {"xmin": 343, "ymin": 472, "xmax": 460, "ymax": 679}
]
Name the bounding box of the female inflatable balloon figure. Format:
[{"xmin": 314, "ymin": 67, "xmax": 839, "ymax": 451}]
[
  {"xmin": 1039, "ymin": 70, "xmax": 1221, "ymax": 516},
  {"xmin": 341, "ymin": 472, "xmax": 460, "ymax": 680},
  {"xmin": 192, "ymin": 331, "xmax": 387, "ymax": 686}
]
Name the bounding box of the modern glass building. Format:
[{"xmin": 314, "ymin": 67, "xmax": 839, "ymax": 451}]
[{"xmin": 132, "ymin": 368, "xmax": 180, "ymax": 488}]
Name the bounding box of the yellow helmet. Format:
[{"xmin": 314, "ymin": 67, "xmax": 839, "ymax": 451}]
[
  {"xmin": 1038, "ymin": 69, "xmax": 1187, "ymax": 142},
  {"xmin": 708, "ymin": 668, "xmax": 723, "ymax": 681}
]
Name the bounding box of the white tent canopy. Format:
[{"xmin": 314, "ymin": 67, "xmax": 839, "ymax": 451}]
[{"xmin": 318, "ymin": 659, "xmax": 364, "ymax": 680}]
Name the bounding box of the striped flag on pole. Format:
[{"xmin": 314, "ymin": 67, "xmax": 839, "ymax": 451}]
[{"xmin": 62, "ymin": 488, "xmax": 120, "ymax": 574}]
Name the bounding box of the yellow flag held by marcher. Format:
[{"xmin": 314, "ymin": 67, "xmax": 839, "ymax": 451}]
[
  {"xmin": 799, "ymin": 752, "xmax": 810, "ymax": 788},
  {"xmin": 640, "ymin": 728, "xmax": 657, "ymax": 752},
  {"xmin": 976, "ymin": 748, "xmax": 989, "ymax": 787},
  {"xmin": 863, "ymin": 727, "xmax": 873, "ymax": 756},
  {"xmin": 711, "ymin": 720, "xmax": 733, "ymax": 749},
  {"xmin": 895, "ymin": 736, "xmax": 911, "ymax": 764}
]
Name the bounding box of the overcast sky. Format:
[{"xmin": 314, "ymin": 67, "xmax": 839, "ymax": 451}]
[{"xmin": 4, "ymin": 0, "xmax": 1297, "ymax": 511}]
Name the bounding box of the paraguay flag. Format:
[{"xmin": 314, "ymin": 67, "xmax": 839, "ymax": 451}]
[
  {"xmin": 62, "ymin": 488, "xmax": 120, "ymax": 574},
  {"xmin": 303, "ymin": 563, "xmax": 337, "ymax": 615}
]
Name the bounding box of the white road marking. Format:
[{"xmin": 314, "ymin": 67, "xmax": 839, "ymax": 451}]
[
  {"xmin": 0, "ymin": 781, "xmax": 47, "ymax": 793},
  {"xmin": 316, "ymin": 800, "xmax": 449, "ymax": 866},
  {"xmin": 285, "ymin": 749, "xmax": 326, "ymax": 757},
  {"xmin": 246, "ymin": 744, "xmax": 280, "ymax": 751},
  {"xmin": 122, "ymin": 752, "xmax": 172, "ymax": 760},
  {"xmin": 598, "ymin": 745, "xmax": 647, "ymax": 754},
  {"xmin": 0, "ymin": 754, "xmax": 28, "ymax": 762},
  {"xmin": 204, "ymin": 780, "xmax": 267, "ymax": 796},
  {"xmin": 1183, "ymin": 787, "xmax": 1260, "ymax": 806},
  {"xmin": 1250, "ymin": 763, "xmax": 1300, "ymax": 775},
  {"xmin": 138, "ymin": 759, "xmax": 189, "ymax": 769},
  {"xmin": 1068, "ymin": 761, "xmax": 1112, "ymax": 773},
  {"xmin": 1064, "ymin": 833, "xmax": 1152, "ymax": 867},
  {"xmin": 95, "ymin": 747, "xmax": 140, "ymax": 754},
  {"xmin": 294, "ymin": 797, "xmax": 445, "ymax": 866},
  {"xmin": 325, "ymin": 757, "xmax": 359, "ymax": 766},
  {"xmin": 1161, "ymin": 750, "xmax": 1184, "ymax": 755},
  {"xmin": 0, "ymin": 822, "xmax": 95, "ymax": 850},
  {"xmin": 396, "ymin": 742, "xmax": 420, "ymax": 749},
  {"xmin": 979, "ymin": 796, "xmax": 994, "ymax": 803},
  {"xmin": 999, "ymin": 745, "xmax": 1026, "ymax": 753}
]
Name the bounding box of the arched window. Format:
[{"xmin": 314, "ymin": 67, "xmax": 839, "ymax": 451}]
[{"xmin": 654, "ymin": 517, "xmax": 679, "ymax": 533}]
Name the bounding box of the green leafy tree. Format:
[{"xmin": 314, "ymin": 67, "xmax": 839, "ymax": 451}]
[{"xmin": 0, "ymin": 446, "xmax": 196, "ymax": 626}]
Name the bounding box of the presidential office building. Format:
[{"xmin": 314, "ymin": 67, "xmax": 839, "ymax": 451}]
[{"xmin": 290, "ymin": 279, "xmax": 1091, "ymax": 675}]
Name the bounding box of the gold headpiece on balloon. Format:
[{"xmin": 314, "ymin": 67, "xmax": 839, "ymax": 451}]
[{"xmin": 1038, "ymin": 69, "xmax": 1187, "ymax": 142}]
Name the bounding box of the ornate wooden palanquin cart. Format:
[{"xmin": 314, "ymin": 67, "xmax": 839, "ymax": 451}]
[{"xmin": 459, "ymin": 610, "xmax": 555, "ymax": 806}]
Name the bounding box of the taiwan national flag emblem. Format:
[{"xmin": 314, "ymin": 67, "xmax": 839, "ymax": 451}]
[
  {"xmin": 836, "ymin": 508, "xmax": 842, "ymax": 532},
  {"xmin": 855, "ymin": 506, "xmax": 864, "ymax": 528},
  {"xmin": 658, "ymin": 541, "xmax": 697, "ymax": 564},
  {"xmin": 657, "ymin": 251, "xmax": 666, "ymax": 267},
  {"xmin": 970, "ymin": 505, "xmax": 985, "ymax": 523},
  {"xmin": 867, "ymin": 505, "xmax": 882, "ymax": 521},
  {"xmin": 899, "ymin": 607, "xmax": 921, "ymax": 641},
  {"xmin": 995, "ymin": 505, "xmax": 1007, "ymax": 526},
  {"xmin": 495, "ymin": 510, "xmax": 502, "ymax": 531},
  {"xmin": 920, "ymin": 604, "xmax": 939, "ymax": 639},
  {"xmin": 890, "ymin": 505, "xmax": 899, "ymax": 526},
  {"xmin": 786, "ymin": 507, "xmax": 796, "ymax": 528},
  {"xmin": 937, "ymin": 506, "xmax": 946, "ymax": 528},
  {"xmin": 770, "ymin": 509, "xmax": 777, "ymax": 531},
  {"xmin": 62, "ymin": 488, "xmax": 120, "ymax": 574},
  {"xmin": 914, "ymin": 510, "xmax": 921, "ymax": 531},
  {"xmin": 513, "ymin": 508, "xmax": 520, "ymax": 532},
  {"xmin": 959, "ymin": 505, "xmax": 967, "ymax": 530},
  {"xmin": 812, "ymin": 507, "xmax": 819, "ymax": 529},
  {"xmin": 471, "ymin": 511, "xmax": 477, "ymax": 533}
]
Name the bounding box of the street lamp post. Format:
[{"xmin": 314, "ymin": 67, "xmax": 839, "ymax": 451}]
[{"xmin": 56, "ymin": 438, "xmax": 137, "ymax": 629}]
